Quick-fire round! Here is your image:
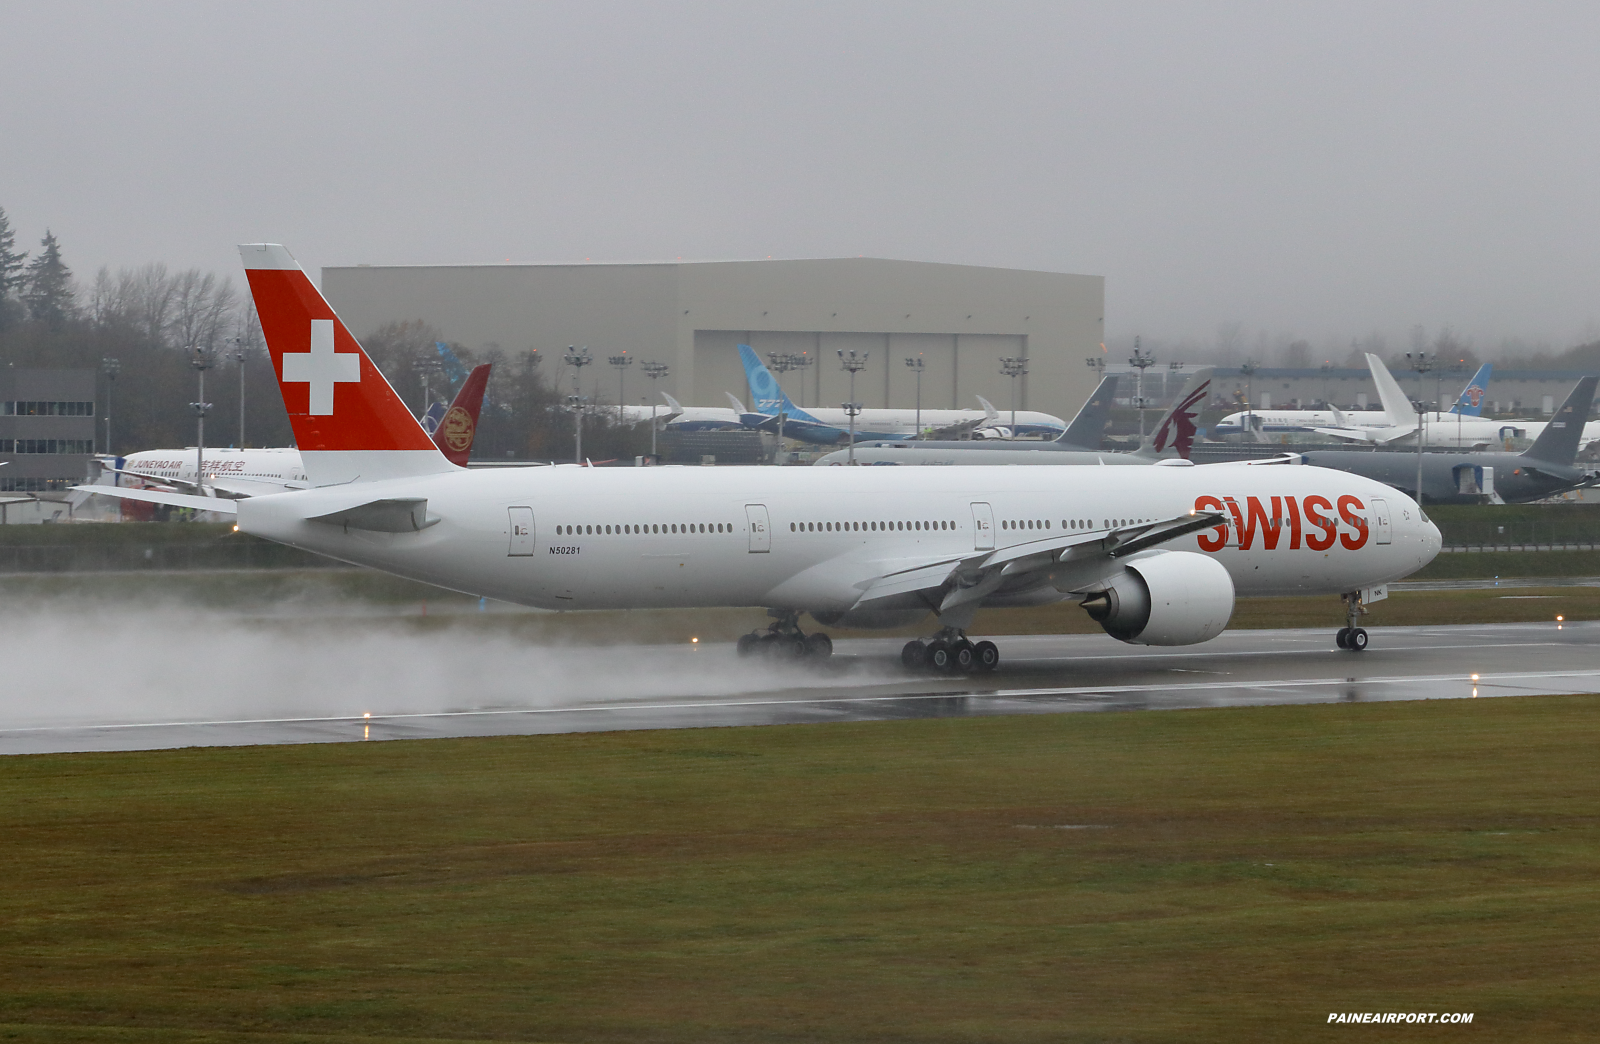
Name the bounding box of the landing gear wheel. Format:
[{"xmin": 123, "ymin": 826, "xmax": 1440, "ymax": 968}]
[
  {"xmin": 1348, "ymin": 627, "xmax": 1368, "ymax": 652},
  {"xmin": 1335, "ymin": 627, "xmax": 1351, "ymax": 650},
  {"xmin": 927, "ymin": 639, "xmax": 954, "ymax": 673},
  {"xmin": 805, "ymin": 633, "xmax": 833, "ymax": 659},
  {"xmin": 973, "ymin": 640, "xmax": 1000, "ymax": 672},
  {"xmin": 901, "ymin": 640, "xmax": 928, "ymax": 670},
  {"xmin": 737, "ymin": 633, "xmax": 761, "ymax": 658},
  {"xmin": 950, "ymin": 639, "xmax": 975, "ymax": 673}
]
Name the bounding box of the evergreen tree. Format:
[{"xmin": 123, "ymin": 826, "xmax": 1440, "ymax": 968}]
[
  {"xmin": 0, "ymin": 206, "xmax": 27, "ymax": 328},
  {"xmin": 23, "ymin": 229, "xmax": 75, "ymax": 328}
]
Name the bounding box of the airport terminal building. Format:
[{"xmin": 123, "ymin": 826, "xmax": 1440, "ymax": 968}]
[{"xmin": 322, "ymin": 258, "xmax": 1104, "ymax": 420}]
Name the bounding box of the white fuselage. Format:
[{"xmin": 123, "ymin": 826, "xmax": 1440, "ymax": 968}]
[
  {"xmin": 238, "ymin": 462, "xmax": 1439, "ymax": 617},
  {"xmin": 615, "ymin": 404, "xmax": 743, "ymax": 430},
  {"xmin": 1219, "ymin": 409, "xmax": 1600, "ymax": 450},
  {"xmin": 785, "ymin": 406, "xmax": 1065, "ymax": 438},
  {"xmin": 115, "ymin": 447, "xmax": 309, "ymax": 496}
]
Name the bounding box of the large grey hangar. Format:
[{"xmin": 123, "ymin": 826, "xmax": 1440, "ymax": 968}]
[{"xmin": 322, "ymin": 258, "xmax": 1104, "ymax": 419}]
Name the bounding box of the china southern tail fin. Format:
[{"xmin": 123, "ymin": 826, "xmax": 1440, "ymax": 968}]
[
  {"xmin": 239, "ymin": 244, "xmax": 455, "ymax": 486},
  {"xmin": 1058, "ymin": 374, "xmax": 1118, "ymax": 447},
  {"xmin": 1523, "ymin": 376, "xmax": 1597, "ymax": 467},
  {"xmin": 431, "ymin": 363, "xmax": 491, "ymax": 467},
  {"xmin": 738, "ymin": 344, "xmax": 819, "ymax": 423},
  {"xmin": 1449, "ymin": 363, "xmax": 1493, "ymax": 416},
  {"xmin": 1134, "ymin": 367, "xmax": 1214, "ymax": 459}
]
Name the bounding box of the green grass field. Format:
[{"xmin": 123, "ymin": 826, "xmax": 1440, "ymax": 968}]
[{"xmin": 2, "ymin": 697, "xmax": 1597, "ymax": 1043}]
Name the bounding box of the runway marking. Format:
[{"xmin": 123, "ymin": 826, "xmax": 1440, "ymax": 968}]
[{"xmin": 9, "ymin": 667, "xmax": 1600, "ymax": 736}]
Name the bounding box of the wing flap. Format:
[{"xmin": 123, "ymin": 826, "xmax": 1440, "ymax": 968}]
[{"xmin": 307, "ymin": 498, "xmax": 437, "ymax": 532}]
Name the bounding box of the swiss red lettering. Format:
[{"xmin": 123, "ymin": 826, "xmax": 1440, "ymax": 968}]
[
  {"xmin": 1194, "ymin": 495, "xmax": 1226, "ymax": 551},
  {"xmin": 1285, "ymin": 495, "xmax": 1302, "ymax": 549},
  {"xmin": 1338, "ymin": 494, "xmax": 1369, "ymax": 550},
  {"xmin": 1248, "ymin": 496, "xmax": 1282, "ymax": 550},
  {"xmin": 1302, "ymin": 495, "xmax": 1337, "ymax": 551}
]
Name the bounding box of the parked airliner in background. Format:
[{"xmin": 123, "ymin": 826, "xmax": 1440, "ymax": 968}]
[
  {"xmin": 615, "ymin": 392, "xmax": 746, "ymax": 432},
  {"xmin": 85, "ymin": 363, "xmax": 491, "ymax": 516},
  {"xmin": 737, "ymin": 345, "xmax": 1067, "ymax": 443},
  {"xmin": 1215, "ymin": 358, "xmax": 1600, "ymax": 451},
  {"xmin": 1211, "ymin": 362, "xmax": 1496, "ymax": 442},
  {"xmin": 815, "ymin": 370, "xmax": 1217, "ymax": 467},
  {"xmin": 104, "ymin": 244, "xmax": 1440, "ymax": 670}
]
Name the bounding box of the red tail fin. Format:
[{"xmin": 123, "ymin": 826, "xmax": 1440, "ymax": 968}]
[
  {"xmin": 239, "ymin": 244, "xmax": 454, "ymax": 485},
  {"xmin": 433, "ymin": 363, "xmax": 491, "ymax": 466}
]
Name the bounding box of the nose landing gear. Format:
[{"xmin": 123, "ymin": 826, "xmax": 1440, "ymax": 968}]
[
  {"xmin": 737, "ymin": 610, "xmax": 834, "ymax": 661},
  {"xmin": 1336, "ymin": 592, "xmax": 1369, "ymax": 651},
  {"xmin": 902, "ymin": 630, "xmax": 999, "ymax": 673}
]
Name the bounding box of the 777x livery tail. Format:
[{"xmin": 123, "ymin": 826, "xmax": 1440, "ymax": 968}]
[
  {"xmin": 739, "ymin": 344, "xmax": 822, "ymax": 425},
  {"xmin": 240, "ymin": 244, "xmax": 456, "ymax": 486}
]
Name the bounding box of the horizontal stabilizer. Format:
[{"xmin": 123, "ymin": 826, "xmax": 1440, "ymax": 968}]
[
  {"xmin": 307, "ymin": 498, "xmax": 437, "ymax": 532},
  {"xmin": 73, "ymin": 485, "xmax": 238, "ymax": 515}
]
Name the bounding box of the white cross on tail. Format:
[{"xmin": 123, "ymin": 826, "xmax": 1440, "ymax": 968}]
[{"xmin": 281, "ymin": 319, "xmax": 361, "ymax": 415}]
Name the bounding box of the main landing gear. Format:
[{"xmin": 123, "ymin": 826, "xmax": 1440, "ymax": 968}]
[
  {"xmin": 1336, "ymin": 591, "xmax": 1369, "ymax": 652},
  {"xmin": 736, "ymin": 610, "xmax": 833, "ymax": 661},
  {"xmin": 901, "ymin": 629, "xmax": 1000, "ymax": 674}
]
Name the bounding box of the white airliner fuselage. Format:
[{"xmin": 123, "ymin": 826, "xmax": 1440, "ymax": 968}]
[
  {"xmin": 239, "ymin": 461, "xmax": 1438, "ymax": 616},
  {"xmin": 113, "ymin": 447, "xmax": 310, "ymax": 496}
]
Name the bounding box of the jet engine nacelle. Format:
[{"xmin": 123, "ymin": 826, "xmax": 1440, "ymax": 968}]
[
  {"xmin": 972, "ymin": 426, "xmax": 1013, "ymax": 440},
  {"xmin": 1079, "ymin": 551, "xmax": 1234, "ymax": 646}
]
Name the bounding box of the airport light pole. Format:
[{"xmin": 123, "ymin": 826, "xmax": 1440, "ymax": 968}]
[
  {"xmin": 100, "ymin": 357, "xmax": 119, "ymax": 456},
  {"xmin": 608, "ymin": 353, "xmax": 631, "ymax": 420},
  {"xmin": 189, "ymin": 346, "xmax": 214, "ymax": 495},
  {"xmin": 837, "ymin": 349, "xmax": 869, "ymax": 464},
  {"xmin": 642, "ymin": 361, "xmax": 668, "ymax": 460},
  {"xmin": 999, "ymin": 356, "xmax": 1028, "ymax": 435},
  {"xmin": 1406, "ymin": 351, "xmax": 1434, "ymax": 434},
  {"xmin": 794, "ymin": 351, "xmax": 813, "ymax": 408},
  {"xmin": 1127, "ymin": 337, "xmax": 1156, "ymax": 439},
  {"xmin": 1414, "ymin": 398, "xmax": 1428, "ymax": 503},
  {"xmin": 1239, "ymin": 359, "xmax": 1258, "ymax": 439},
  {"xmin": 229, "ymin": 338, "xmax": 247, "ymax": 447},
  {"xmin": 905, "ymin": 355, "xmax": 925, "ymax": 438},
  {"xmin": 564, "ymin": 347, "xmax": 593, "ymax": 464},
  {"xmin": 843, "ymin": 402, "xmax": 863, "ymax": 463}
]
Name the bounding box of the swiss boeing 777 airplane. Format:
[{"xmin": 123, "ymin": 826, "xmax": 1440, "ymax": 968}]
[{"xmin": 93, "ymin": 245, "xmax": 1439, "ymax": 670}]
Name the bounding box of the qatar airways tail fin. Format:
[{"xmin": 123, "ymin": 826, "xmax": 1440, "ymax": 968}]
[
  {"xmin": 431, "ymin": 363, "xmax": 491, "ymax": 466},
  {"xmin": 1134, "ymin": 367, "xmax": 1214, "ymax": 460},
  {"xmin": 239, "ymin": 244, "xmax": 455, "ymax": 486}
]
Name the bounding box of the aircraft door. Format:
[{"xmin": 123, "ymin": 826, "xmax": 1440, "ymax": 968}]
[
  {"xmin": 971, "ymin": 502, "xmax": 994, "ymax": 550},
  {"xmin": 508, "ymin": 506, "xmax": 536, "ymax": 556},
  {"xmin": 745, "ymin": 504, "xmax": 771, "ymax": 553},
  {"xmin": 1371, "ymin": 498, "xmax": 1392, "ymax": 545}
]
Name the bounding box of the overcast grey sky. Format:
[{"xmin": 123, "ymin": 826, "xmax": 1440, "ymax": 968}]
[{"xmin": 5, "ymin": 1, "xmax": 1599, "ymax": 354}]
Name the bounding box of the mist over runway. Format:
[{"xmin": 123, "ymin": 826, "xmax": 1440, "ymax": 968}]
[{"xmin": 4, "ymin": 599, "xmax": 1595, "ymax": 755}]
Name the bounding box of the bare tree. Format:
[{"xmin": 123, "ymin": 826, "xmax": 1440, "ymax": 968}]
[
  {"xmin": 130, "ymin": 263, "xmax": 177, "ymax": 345},
  {"xmin": 170, "ymin": 268, "xmax": 237, "ymax": 349}
]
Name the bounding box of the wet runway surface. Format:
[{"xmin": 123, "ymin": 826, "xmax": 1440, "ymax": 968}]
[{"xmin": 6, "ymin": 620, "xmax": 1597, "ymax": 755}]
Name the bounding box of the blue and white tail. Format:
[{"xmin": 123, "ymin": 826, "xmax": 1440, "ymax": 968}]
[
  {"xmin": 738, "ymin": 345, "xmax": 820, "ymax": 423},
  {"xmin": 1448, "ymin": 363, "xmax": 1493, "ymax": 416}
]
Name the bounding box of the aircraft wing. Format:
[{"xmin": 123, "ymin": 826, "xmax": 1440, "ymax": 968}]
[
  {"xmin": 1311, "ymin": 426, "xmax": 1414, "ymax": 445},
  {"xmin": 103, "ymin": 466, "xmax": 293, "ymax": 499},
  {"xmin": 72, "ymin": 485, "xmax": 238, "ymax": 515},
  {"xmin": 851, "ymin": 510, "xmax": 1225, "ymax": 615},
  {"xmin": 926, "ymin": 415, "xmax": 987, "ymax": 439}
]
